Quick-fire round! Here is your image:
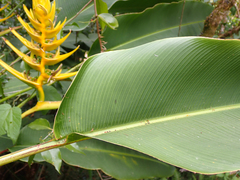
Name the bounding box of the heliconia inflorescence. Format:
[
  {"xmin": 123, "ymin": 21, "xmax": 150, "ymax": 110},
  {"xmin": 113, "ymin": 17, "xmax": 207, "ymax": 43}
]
[{"xmin": 0, "ymin": 0, "xmax": 79, "ymax": 118}]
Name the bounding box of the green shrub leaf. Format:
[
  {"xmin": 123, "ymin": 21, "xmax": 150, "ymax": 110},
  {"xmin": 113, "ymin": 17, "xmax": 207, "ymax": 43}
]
[
  {"xmin": 0, "ymin": 104, "xmax": 21, "ymax": 144},
  {"xmin": 98, "ymin": 13, "xmax": 119, "ymax": 30},
  {"xmin": 28, "ymin": 118, "xmax": 51, "ymax": 130}
]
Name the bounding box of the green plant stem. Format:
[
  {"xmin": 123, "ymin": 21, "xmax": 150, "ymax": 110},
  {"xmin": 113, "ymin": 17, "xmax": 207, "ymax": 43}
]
[
  {"xmin": 0, "ymin": 138, "xmax": 67, "ymax": 166},
  {"xmin": 0, "ymin": 26, "xmax": 22, "ymax": 37},
  {"xmin": 66, "ymin": 60, "xmax": 85, "ymax": 73},
  {"xmin": 64, "ymin": 0, "xmax": 93, "ymax": 27},
  {"xmin": 0, "ymin": 87, "xmax": 33, "ymax": 103},
  {"xmin": 17, "ymin": 92, "xmax": 36, "ymax": 108},
  {"xmin": 6, "ymin": 0, "xmax": 25, "ymax": 17}
]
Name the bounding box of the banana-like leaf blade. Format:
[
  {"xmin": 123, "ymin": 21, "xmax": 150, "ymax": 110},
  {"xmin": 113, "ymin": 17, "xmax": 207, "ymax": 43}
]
[{"xmin": 54, "ymin": 37, "xmax": 240, "ymax": 173}]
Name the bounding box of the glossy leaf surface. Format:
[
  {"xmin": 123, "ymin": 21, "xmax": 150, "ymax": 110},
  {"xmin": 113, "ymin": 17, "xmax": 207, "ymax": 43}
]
[{"xmin": 55, "ymin": 37, "xmax": 240, "ymax": 173}]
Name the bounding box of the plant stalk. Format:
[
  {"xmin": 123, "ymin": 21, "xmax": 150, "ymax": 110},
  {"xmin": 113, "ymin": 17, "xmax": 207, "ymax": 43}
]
[
  {"xmin": 0, "ymin": 138, "xmax": 67, "ymax": 166},
  {"xmin": 0, "ymin": 87, "xmax": 33, "ymax": 103},
  {"xmin": 6, "ymin": 0, "xmax": 25, "ymax": 17},
  {"xmin": 0, "ymin": 26, "xmax": 22, "ymax": 36},
  {"xmin": 17, "ymin": 92, "xmax": 36, "ymax": 108},
  {"xmin": 94, "ymin": 0, "xmax": 104, "ymax": 52},
  {"xmin": 64, "ymin": 0, "xmax": 93, "ymax": 27}
]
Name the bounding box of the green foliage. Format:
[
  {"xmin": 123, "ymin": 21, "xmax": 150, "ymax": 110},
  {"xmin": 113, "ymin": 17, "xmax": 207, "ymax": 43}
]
[
  {"xmin": 28, "ymin": 118, "xmax": 51, "ymax": 130},
  {"xmin": 1, "ymin": 0, "xmax": 240, "ymax": 179}
]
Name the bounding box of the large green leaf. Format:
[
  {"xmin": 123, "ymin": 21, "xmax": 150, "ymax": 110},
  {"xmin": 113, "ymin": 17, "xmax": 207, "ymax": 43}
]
[
  {"xmin": 54, "ymin": 37, "xmax": 240, "ymax": 174},
  {"xmin": 89, "ymin": 1, "xmax": 213, "ymax": 55},
  {"xmin": 61, "ymin": 139, "xmax": 175, "ymax": 179}
]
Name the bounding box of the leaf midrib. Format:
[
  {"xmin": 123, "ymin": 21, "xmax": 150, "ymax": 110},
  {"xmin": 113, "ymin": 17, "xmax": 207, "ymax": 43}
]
[{"xmin": 84, "ymin": 104, "xmax": 240, "ymax": 137}]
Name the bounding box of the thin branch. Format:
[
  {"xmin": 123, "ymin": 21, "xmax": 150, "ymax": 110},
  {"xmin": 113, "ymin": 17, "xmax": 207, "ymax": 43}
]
[
  {"xmin": 64, "ymin": 0, "xmax": 93, "ymax": 27},
  {"xmin": 94, "ymin": 0, "xmax": 104, "ymax": 52},
  {"xmin": 178, "ymin": 0, "xmax": 185, "ymax": 36},
  {"xmin": 97, "ymin": 170, "xmax": 104, "ymax": 180},
  {"xmin": 218, "ymin": 26, "xmax": 240, "ymax": 38},
  {"xmin": 37, "ymin": 165, "xmax": 45, "ymax": 180},
  {"xmin": 17, "ymin": 92, "xmax": 36, "ymax": 108},
  {"xmin": 14, "ymin": 163, "xmax": 28, "ymax": 174},
  {"xmin": 66, "ymin": 58, "xmax": 87, "ymax": 73},
  {"xmin": 0, "ymin": 26, "xmax": 22, "ymax": 37},
  {"xmin": 6, "ymin": 0, "xmax": 25, "ymax": 18},
  {"xmin": 0, "ymin": 87, "xmax": 33, "ymax": 104}
]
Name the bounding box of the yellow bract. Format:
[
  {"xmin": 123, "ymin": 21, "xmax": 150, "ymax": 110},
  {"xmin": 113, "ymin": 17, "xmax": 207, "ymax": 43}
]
[{"xmin": 0, "ymin": 0, "xmax": 79, "ymax": 118}]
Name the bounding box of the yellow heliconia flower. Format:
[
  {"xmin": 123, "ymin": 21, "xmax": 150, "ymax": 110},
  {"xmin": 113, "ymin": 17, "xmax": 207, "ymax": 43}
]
[
  {"xmin": 17, "ymin": 15, "xmax": 67, "ymax": 40},
  {"xmin": 32, "ymin": 0, "xmax": 55, "ymax": 26},
  {"xmin": 3, "ymin": 37, "xmax": 42, "ymax": 71},
  {"xmin": 33, "ymin": 0, "xmax": 51, "ymax": 14},
  {"xmin": 0, "ymin": 0, "xmax": 80, "ymax": 118},
  {"xmin": 44, "ymin": 47, "xmax": 79, "ymax": 65},
  {"xmin": 0, "ymin": 59, "xmax": 40, "ymax": 87},
  {"xmin": 0, "ymin": 4, "xmax": 15, "ymax": 23}
]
